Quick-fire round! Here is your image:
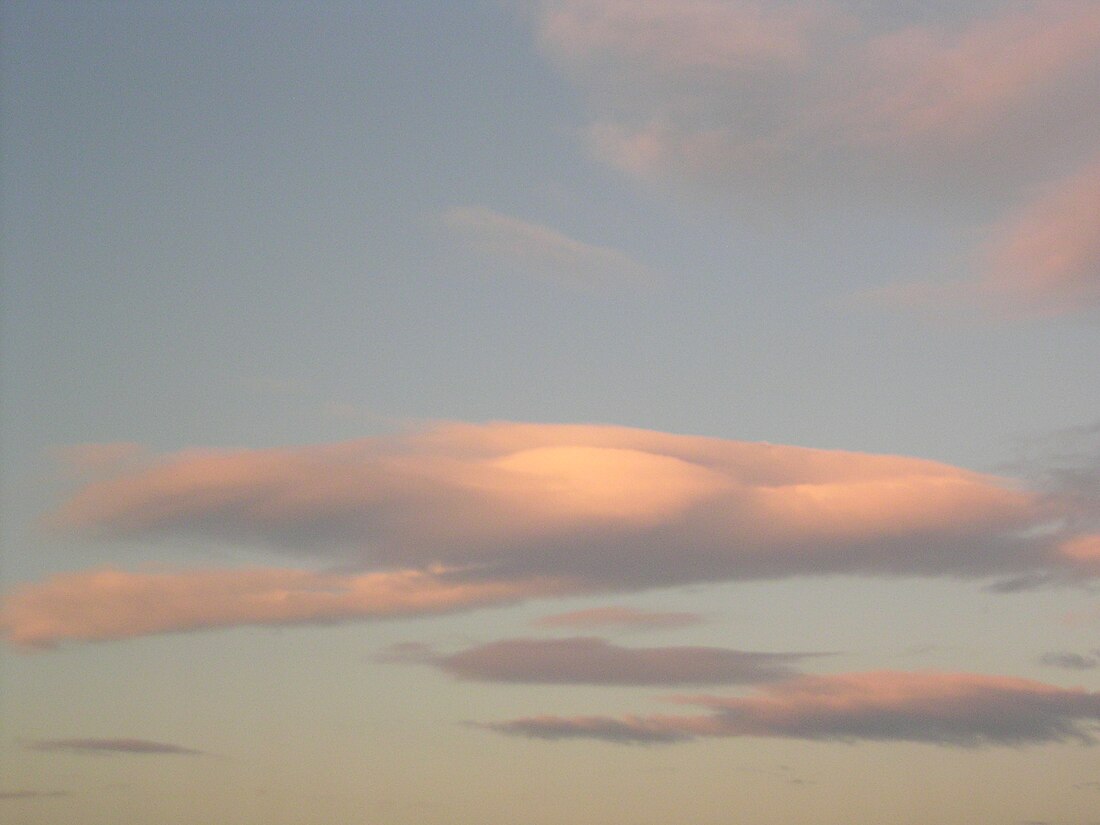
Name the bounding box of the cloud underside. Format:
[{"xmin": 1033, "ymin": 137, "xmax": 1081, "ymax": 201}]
[
  {"xmin": 4, "ymin": 421, "xmax": 1097, "ymax": 647},
  {"xmin": 25, "ymin": 738, "xmax": 203, "ymax": 755},
  {"xmin": 482, "ymin": 670, "xmax": 1100, "ymax": 747},
  {"xmin": 530, "ymin": 1, "xmax": 1100, "ymax": 312},
  {"xmin": 430, "ymin": 637, "xmax": 807, "ymax": 685}
]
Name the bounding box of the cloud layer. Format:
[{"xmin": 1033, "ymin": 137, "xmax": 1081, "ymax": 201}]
[
  {"xmin": 484, "ymin": 670, "xmax": 1100, "ymax": 746},
  {"xmin": 422, "ymin": 637, "xmax": 807, "ymax": 685},
  {"xmin": 2, "ymin": 566, "xmax": 570, "ymax": 649},
  {"xmin": 6, "ymin": 421, "xmax": 1098, "ymax": 647},
  {"xmin": 531, "ymin": 1, "xmax": 1100, "ymax": 184},
  {"xmin": 528, "ymin": 1, "xmax": 1100, "ymax": 315},
  {"xmin": 25, "ymin": 738, "xmax": 203, "ymax": 756}
]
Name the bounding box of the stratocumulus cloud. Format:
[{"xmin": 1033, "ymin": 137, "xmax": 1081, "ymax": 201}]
[
  {"xmin": 484, "ymin": 671, "xmax": 1100, "ymax": 746},
  {"xmin": 25, "ymin": 738, "xmax": 203, "ymax": 756},
  {"xmin": 1, "ymin": 566, "xmax": 572, "ymax": 649},
  {"xmin": 434, "ymin": 637, "xmax": 807, "ymax": 685},
  {"xmin": 6, "ymin": 421, "xmax": 1098, "ymax": 647}
]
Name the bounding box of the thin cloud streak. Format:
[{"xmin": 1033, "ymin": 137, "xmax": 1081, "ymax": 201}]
[
  {"xmin": 1, "ymin": 566, "xmax": 573, "ymax": 649},
  {"xmin": 443, "ymin": 206, "xmax": 653, "ymax": 290},
  {"xmin": 25, "ymin": 738, "xmax": 204, "ymax": 756},
  {"xmin": 484, "ymin": 670, "xmax": 1100, "ymax": 746},
  {"xmin": 435, "ymin": 637, "xmax": 808, "ymax": 685}
]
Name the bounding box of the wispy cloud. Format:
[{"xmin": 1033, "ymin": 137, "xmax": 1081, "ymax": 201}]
[
  {"xmin": 443, "ymin": 206, "xmax": 653, "ymax": 290},
  {"xmin": 534, "ymin": 606, "xmax": 702, "ymax": 629},
  {"xmin": 8, "ymin": 421, "xmax": 1099, "ymax": 647},
  {"xmin": 529, "ymin": 1, "xmax": 1100, "ymax": 188},
  {"xmin": 0, "ymin": 790, "xmax": 69, "ymax": 799},
  {"xmin": 25, "ymin": 738, "xmax": 204, "ymax": 756},
  {"xmin": 394, "ymin": 636, "xmax": 808, "ymax": 685},
  {"xmin": 482, "ymin": 670, "xmax": 1100, "ymax": 746},
  {"xmin": 1, "ymin": 566, "xmax": 572, "ymax": 650},
  {"xmin": 977, "ymin": 155, "xmax": 1100, "ymax": 315}
]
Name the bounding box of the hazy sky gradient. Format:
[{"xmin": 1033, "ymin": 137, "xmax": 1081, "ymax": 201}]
[{"xmin": 2, "ymin": 2, "xmax": 1098, "ymax": 824}]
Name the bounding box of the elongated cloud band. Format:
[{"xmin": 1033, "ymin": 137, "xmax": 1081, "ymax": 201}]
[
  {"xmin": 443, "ymin": 206, "xmax": 651, "ymax": 290},
  {"xmin": 483, "ymin": 671, "xmax": 1100, "ymax": 746},
  {"xmin": 1, "ymin": 567, "xmax": 571, "ymax": 649},
  {"xmin": 38, "ymin": 422, "xmax": 1093, "ymax": 581},
  {"xmin": 25, "ymin": 738, "xmax": 203, "ymax": 755},
  {"xmin": 5, "ymin": 421, "xmax": 1097, "ymax": 647},
  {"xmin": 412, "ymin": 637, "xmax": 807, "ymax": 685}
]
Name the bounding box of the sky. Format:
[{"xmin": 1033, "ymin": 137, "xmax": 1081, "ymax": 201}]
[{"xmin": 1, "ymin": 1, "xmax": 1099, "ymax": 823}]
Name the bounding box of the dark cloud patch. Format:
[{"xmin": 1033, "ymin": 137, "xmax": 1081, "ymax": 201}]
[
  {"xmin": 474, "ymin": 716, "xmax": 691, "ymax": 745},
  {"xmin": 26, "ymin": 738, "xmax": 203, "ymax": 756},
  {"xmin": 433, "ymin": 637, "xmax": 809, "ymax": 686},
  {"xmin": 1039, "ymin": 651, "xmax": 1099, "ymax": 670},
  {"xmin": 482, "ymin": 670, "xmax": 1100, "ymax": 747}
]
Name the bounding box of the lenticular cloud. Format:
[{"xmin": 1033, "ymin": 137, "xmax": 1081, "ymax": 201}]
[{"xmin": 4, "ymin": 421, "xmax": 1098, "ymax": 647}]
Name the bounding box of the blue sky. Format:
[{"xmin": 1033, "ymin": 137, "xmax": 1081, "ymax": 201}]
[{"xmin": 2, "ymin": 2, "xmax": 1100, "ymax": 824}]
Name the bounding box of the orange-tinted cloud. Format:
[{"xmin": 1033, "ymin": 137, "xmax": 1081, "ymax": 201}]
[
  {"xmin": 10, "ymin": 421, "xmax": 1097, "ymax": 647},
  {"xmin": 978, "ymin": 156, "xmax": 1100, "ymax": 314},
  {"xmin": 1, "ymin": 566, "xmax": 572, "ymax": 650},
  {"xmin": 484, "ymin": 670, "xmax": 1100, "ymax": 746},
  {"xmin": 433, "ymin": 637, "xmax": 806, "ymax": 685},
  {"xmin": 37, "ymin": 422, "xmax": 1088, "ymax": 585},
  {"xmin": 534, "ymin": 605, "xmax": 702, "ymax": 629}
]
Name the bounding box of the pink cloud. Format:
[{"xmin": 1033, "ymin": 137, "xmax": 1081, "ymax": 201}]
[
  {"xmin": 484, "ymin": 670, "xmax": 1100, "ymax": 746},
  {"xmin": 845, "ymin": 3, "xmax": 1100, "ymax": 146},
  {"xmin": 529, "ymin": 2, "xmax": 1100, "ymax": 190},
  {"xmin": 10, "ymin": 421, "xmax": 1098, "ymax": 647},
  {"xmin": 435, "ymin": 637, "xmax": 806, "ymax": 685},
  {"xmin": 534, "ymin": 605, "xmax": 702, "ymax": 629},
  {"xmin": 978, "ymin": 156, "xmax": 1100, "ymax": 315},
  {"xmin": 35, "ymin": 422, "xmax": 1092, "ymax": 584},
  {"xmin": 1, "ymin": 566, "xmax": 572, "ymax": 650},
  {"xmin": 535, "ymin": 0, "xmax": 825, "ymax": 75}
]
